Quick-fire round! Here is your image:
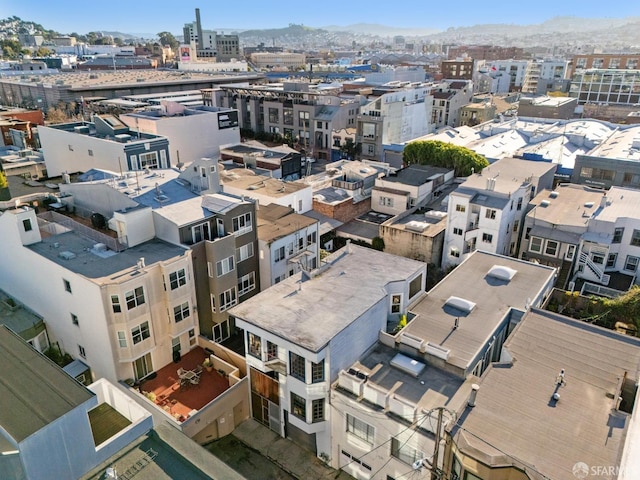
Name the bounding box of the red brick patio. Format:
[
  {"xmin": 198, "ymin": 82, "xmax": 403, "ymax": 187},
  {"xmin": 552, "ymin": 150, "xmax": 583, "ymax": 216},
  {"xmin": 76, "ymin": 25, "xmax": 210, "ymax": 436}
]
[{"xmin": 140, "ymin": 347, "xmax": 231, "ymax": 422}]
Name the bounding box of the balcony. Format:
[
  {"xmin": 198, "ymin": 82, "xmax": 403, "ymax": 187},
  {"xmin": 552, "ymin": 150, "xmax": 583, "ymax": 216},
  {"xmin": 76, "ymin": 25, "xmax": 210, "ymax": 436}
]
[{"xmin": 464, "ymin": 224, "xmax": 479, "ymax": 241}]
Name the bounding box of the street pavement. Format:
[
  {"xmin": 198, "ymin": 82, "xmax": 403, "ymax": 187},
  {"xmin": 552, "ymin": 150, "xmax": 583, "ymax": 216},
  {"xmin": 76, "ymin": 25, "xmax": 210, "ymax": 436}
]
[{"xmin": 207, "ymin": 419, "xmax": 354, "ymax": 480}]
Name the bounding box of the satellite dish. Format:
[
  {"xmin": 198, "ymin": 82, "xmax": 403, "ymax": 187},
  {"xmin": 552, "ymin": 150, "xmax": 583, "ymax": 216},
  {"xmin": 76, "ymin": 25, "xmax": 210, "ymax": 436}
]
[{"xmin": 412, "ymin": 459, "xmax": 424, "ymax": 470}]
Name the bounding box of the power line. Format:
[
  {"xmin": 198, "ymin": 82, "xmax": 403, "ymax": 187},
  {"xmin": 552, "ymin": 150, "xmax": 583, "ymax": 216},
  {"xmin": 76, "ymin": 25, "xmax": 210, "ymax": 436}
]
[{"xmin": 333, "ymin": 412, "xmax": 432, "ymax": 479}]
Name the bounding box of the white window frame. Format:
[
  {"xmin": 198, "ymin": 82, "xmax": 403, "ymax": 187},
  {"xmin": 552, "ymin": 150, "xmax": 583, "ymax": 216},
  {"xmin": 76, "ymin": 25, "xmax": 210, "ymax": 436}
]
[
  {"xmin": 236, "ymin": 242, "xmax": 254, "ymax": 262},
  {"xmin": 117, "ymin": 331, "xmax": 127, "ymax": 348},
  {"xmin": 219, "ymin": 287, "xmax": 238, "ymax": 312},
  {"xmin": 625, "ymin": 255, "xmax": 639, "ymax": 272},
  {"xmin": 232, "ymin": 212, "xmax": 252, "ymax": 236},
  {"xmin": 379, "ymin": 196, "xmax": 393, "ymax": 207},
  {"xmin": 216, "ymin": 255, "xmax": 235, "ymax": 276},
  {"xmin": 191, "ymin": 222, "xmax": 210, "ymax": 243},
  {"xmin": 238, "ymin": 272, "xmax": 256, "ymax": 296},
  {"xmin": 391, "ymin": 294, "xmax": 402, "ymax": 314},
  {"xmin": 139, "ymin": 151, "xmax": 159, "ymax": 169},
  {"xmin": 545, "ymin": 240, "xmax": 559, "ymax": 257},
  {"xmin": 529, "ymin": 236, "xmax": 542, "ymax": 253},
  {"xmin": 566, "ymin": 244, "xmax": 576, "ymax": 261}
]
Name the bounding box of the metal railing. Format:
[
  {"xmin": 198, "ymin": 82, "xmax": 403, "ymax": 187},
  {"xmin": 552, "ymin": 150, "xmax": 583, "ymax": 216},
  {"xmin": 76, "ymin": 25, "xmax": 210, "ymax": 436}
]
[
  {"xmin": 581, "ymin": 282, "xmax": 623, "ymax": 298},
  {"xmin": 578, "ymin": 252, "xmax": 605, "ymax": 282}
]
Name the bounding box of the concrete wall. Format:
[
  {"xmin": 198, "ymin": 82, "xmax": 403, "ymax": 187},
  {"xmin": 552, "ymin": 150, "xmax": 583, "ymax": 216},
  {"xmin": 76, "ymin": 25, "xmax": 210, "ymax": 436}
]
[
  {"xmin": 223, "ymin": 184, "xmax": 313, "ymax": 214},
  {"xmin": 59, "ymin": 183, "xmax": 137, "ymax": 218},
  {"xmin": 380, "ymin": 223, "xmax": 445, "ymax": 266},
  {"xmin": 19, "ymin": 397, "xmax": 99, "ymax": 480},
  {"xmin": 39, "ymin": 126, "xmax": 126, "ymax": 177}
]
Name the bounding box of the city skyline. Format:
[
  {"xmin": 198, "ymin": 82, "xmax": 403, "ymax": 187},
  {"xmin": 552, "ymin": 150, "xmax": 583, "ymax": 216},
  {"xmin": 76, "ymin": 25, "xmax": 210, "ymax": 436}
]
[{"xmin": 5, "ymin": 0, "xmax": 640, "ymax": 37}]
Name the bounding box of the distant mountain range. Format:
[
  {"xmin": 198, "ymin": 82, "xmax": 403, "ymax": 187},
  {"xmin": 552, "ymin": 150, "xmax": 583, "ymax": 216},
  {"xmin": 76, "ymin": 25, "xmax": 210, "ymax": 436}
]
[
  {"xmin": 4, "ymin": 15, "xmax": 640, "ymax": 47},
  {"xmin": 320, "ymin": 23, "xmax": 440, "ymax": 37}
]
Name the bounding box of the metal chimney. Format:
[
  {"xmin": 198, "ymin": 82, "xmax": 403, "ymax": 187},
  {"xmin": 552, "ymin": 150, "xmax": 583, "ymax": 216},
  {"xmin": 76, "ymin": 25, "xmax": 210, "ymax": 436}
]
[{"xmin": 468, "ymin": 384, "xmax": 480, "ymax": 407}]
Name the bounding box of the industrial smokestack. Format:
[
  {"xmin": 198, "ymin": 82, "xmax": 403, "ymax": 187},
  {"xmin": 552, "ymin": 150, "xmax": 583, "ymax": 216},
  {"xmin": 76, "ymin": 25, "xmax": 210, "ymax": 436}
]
[{"xmin": 195, "ymin": 8, "xmax": 204, "ymax": 51}]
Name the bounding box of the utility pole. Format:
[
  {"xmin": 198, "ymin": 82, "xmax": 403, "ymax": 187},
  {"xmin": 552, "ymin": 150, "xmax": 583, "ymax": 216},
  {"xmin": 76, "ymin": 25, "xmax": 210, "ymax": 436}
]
[
  {"xmin": 431, "ymin": 408, "xmax": 444, "ymax": 480},
  {"xmin": 428, "ymin": 406, "xmax": 455, "ymax": 480}
]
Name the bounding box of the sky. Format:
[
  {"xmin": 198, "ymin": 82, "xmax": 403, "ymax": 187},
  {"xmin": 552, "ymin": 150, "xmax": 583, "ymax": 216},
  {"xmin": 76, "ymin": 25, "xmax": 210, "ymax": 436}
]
[{"xmin": 4, "ymin": 0, "xmax": 640, "ymax": 36}]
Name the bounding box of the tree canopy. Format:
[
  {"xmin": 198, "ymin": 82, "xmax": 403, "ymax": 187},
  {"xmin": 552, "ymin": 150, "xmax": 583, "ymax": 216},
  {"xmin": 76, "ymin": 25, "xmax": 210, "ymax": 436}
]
[
  {"xmin": 403, "ymin": 140, "xmax": 489, "ymax": 177},
  {"xmin": 157, "ymin": 32, "xmax": 179, "ymax": 51}
]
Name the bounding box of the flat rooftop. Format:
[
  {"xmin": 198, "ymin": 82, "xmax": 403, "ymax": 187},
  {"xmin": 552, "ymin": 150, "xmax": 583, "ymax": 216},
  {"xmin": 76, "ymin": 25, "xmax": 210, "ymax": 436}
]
[
  {"xmin": 460, "ymin": 157, "xmax": 555, "ymax": 194},
  {"xmin": 0, "ymin": 325, "xmax": 94, "ymax": 444},
  {"xmin": 521, "ymin": 95, "xmax": 576, "ymax": 107},
  {"xmin": 221, "ymin": 169, "xmax": 309, "ymax": 197},
  {"xmin": 528, "ymin": 183, "xmax": 605, "ymax": 227},
  {"xmin": 388, "ymin": 212, "xmax": 448, "ymax": 238},
  {"xmin": 29, "ymin": 230, "xmax": 188, "ymax": 283},
  {"xmin": 403, "ymin": 251, "xmax": 556, "ymax": 371},
  {"xmin": 0, "ymin": 70, "xmax": 263, "ymax": 91},
  {"xmin": 451, "ymin": 309, "xmax": 640, "ymax": 479},
  {"xmin": 350, "ymin": 343, "xmax": 471, "ymax": 412},
  {"xmin": 0, "ymin": 290, "xmax": 43, "ymax": 335},
  {"xmin": 593, "ymin": 186, "xmax": 640, "ymax": 223},
  {"xmin": 378, "ymin": 164, "xmax": 451, "ymax": 187},
  {"xmin": 81, "ymin": 424, "xmax": 246, "ymax": 480},
  {"xmin": 229, "ymin": 244, "xmax": 426, "ymax": 353}
]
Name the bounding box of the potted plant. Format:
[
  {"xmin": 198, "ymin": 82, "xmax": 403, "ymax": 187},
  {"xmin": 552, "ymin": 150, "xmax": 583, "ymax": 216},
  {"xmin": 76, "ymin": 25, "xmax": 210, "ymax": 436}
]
[
  {"xmin": 203, "ymin": 358, "xmax": 213, "ymax": 372},
  {"xmin": 143, "ymin": 391, "xmax": 156, "ymax": 403}
]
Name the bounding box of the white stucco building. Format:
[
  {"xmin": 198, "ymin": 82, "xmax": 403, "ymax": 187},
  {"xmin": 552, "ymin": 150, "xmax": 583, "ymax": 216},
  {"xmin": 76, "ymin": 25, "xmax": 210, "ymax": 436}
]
[
  {"xmin": 228, "ymin": 244, "xmax": 427, "ymax": 457},
  {"xmin": 256, "ymin": 203, "xmax": 319, "ymax": 288},
  {"xmin": 442, "ymin": 157, "xmax": 556, "ymax": 267},
  {"xmin": 330, "ymin": 251, "xmax": 557, "ymax": 479},
  {"xmin": 372, "ymin": 164, "xmax": 454, "ymax": 215},
  {"xmin": 38, "ymin": 115, "xmax": 171, "ymax": 177},
  {"xmin": 119, "ymin": 102, "xmax": 240, "ymax": 165},
  {"xmin": 0, "ymin": 206, "xmax": 199, "ymax": 384},
  {"xmin": 357, "ymin": 84, "xmax": 435, "ymax": 162}
]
